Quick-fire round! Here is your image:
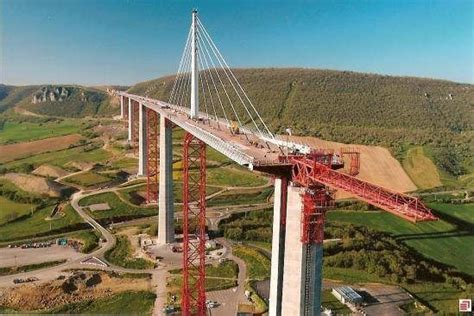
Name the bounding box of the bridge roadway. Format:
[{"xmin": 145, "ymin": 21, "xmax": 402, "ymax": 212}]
[{"xmin": 118, "ymin": 92, "xmax": 288, "ymax": 173}]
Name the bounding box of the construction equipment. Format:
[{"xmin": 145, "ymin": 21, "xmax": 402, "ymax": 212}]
[{"xmin": 229, "ymin": 121, "xmax": 240, "ymax": 135}]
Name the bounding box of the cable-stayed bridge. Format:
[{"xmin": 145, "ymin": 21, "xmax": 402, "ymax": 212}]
[{"xmin": 112, "ymin": 9, "xmax": 437, "ymax": 316}]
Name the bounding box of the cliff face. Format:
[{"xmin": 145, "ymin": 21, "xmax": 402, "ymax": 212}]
[
  {"xmin": 32, "ymin": 86, "xmax": 73, "ymax": 104},
  {"xmin": 25, "ymin": 85, "xmax": 115, "ymax": 117}
]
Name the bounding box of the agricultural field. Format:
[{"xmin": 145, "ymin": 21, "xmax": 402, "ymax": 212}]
[
  {"xmin": 2, "ymin": 146, "xmax": 111, "ymax": 170},
  {"xmin": 326, "ymin": 202, "xmax": 474, "ymax": 276},
  {"xmin": 0, "ymin": 119, "xmax": 83, "ymax": 144},
  {"xmin": 0, "ymin": 134, "xmax": 83, "ymax": 163}
]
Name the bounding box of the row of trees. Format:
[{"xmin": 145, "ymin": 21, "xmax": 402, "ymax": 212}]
[
  {"xmin": 219, "ymin": 210, "xmax": 472, "ymax": 290},
  {"xmin": 219, "ymin": 209, "xmax": 273, "ymax": 243},
  {"xmin": 324, "ymin": 223, "xmax": 472, "ymax": 289}
]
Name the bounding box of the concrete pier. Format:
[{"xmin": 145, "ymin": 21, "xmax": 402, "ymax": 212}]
[
  {"xmin": 279, "ymin": 185, "xmax": 323, "ymax": 316},
  {"xmin": 157, "ymin": 115, "xmax": 175, "ymax": 244},
  {"xmin": 120, "ymin": 95, "xmax": 124, "ymax": 118},
  {"xmin": 269, "ymin": 178, "xmax": 288, "ymax": 316},
  {"xmin": 138, "ymin": 102, "xmax": 147, "ymax": 176},
  {"xmin": 128, "ymin": 98, "xmax": 132, "ymax": 142},
  {"xmin": 280, "ymin": 185, "xmax": 305, "ymax": 316}
]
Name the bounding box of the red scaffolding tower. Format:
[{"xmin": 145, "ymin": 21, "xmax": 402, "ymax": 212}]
[
  {"xmin": 182, "ymin": 132, "xmax": 207, "ymax": 315},
  {"xmin": 131, "ymin": 100, "xmax": 140, "ymax": 152},
  {"xmin": 146, "ymin": 108, "xmax": 159, "ymax": 203}
]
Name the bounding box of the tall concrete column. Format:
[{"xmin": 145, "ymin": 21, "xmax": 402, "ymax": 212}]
[
  {"xmin": 158, "ymin": 115, "xmax": 175, "ymax": 244},
  {"xmin": 269, "ymin": 177, "xmax": 288, "ymax": 316},
  {"xmin": 281, "ymin": 185, "xmax": 304, "ymax": 316},
  {"xmin": 128, "ymin": 98, "xmax": 132, "ymax": 142},
  {"xmin": 190, "ymin": 9, "xmax": 199, "ymax": 119},
  {"xmin": 120, "ymin": 95, "xmax": 124, "ymax": 119},
  {"xmin": 138, "ymin": 103, "xmax": 147, "ymax": 176},
  {"xmin": 280, "ymin": 185, "xmax": 324, "ymax": 316}
]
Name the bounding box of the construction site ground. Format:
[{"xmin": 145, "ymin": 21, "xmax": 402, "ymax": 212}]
[{"xmin": 0, "ymin": 245, "xmax": 82, "ymax": 268}]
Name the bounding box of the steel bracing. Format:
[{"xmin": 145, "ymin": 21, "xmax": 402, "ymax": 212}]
[
  {"xmin": 182, "ymin": 132, "xmax": 207, "ymax": 315},
  {"xmin": 341, "ymin": 147, "xmax": 360, "ymax": 176},
  {"xmin": 146, "ymin": 108, "xmax": 159, "ymax": 203}
]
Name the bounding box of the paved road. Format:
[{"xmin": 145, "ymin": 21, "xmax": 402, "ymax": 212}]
[
  {"xmin": 206, "ymin": 238, "xmax": 249, "ymax": 316},
  {"xmin": 0, "ymin": 190, "xmax": 118, "ymax": 288}
]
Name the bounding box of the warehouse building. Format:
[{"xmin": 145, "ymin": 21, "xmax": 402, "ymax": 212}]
[{"xmin": 332, "ymin": 286, "xmax": 363, "ymax": 306}]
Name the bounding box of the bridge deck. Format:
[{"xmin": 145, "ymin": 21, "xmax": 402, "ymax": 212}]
[{"xmin": 120, "ymin": 92, "xmax": 287, "ymax": 171}]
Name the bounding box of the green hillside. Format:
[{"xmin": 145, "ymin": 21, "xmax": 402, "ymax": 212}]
[
  {"xmin": 0, "ymin": 84, "xmax": 117, "ymax": 117},
  {"xmin": 0, "ymin": 85, "xmax": 40, "ymax": 113},
  {"xmin": 128, "ymin": 68, "xmax": 473, "ymax": 186}
]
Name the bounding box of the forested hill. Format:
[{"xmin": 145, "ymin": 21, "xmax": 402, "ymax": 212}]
[
  {"xmin": 0, "ymin": 84, "xmax": 116, "ymax": 117},
  {"xmin": 129, "ymin": 68, "xmax": 473, "ymax": 177}
]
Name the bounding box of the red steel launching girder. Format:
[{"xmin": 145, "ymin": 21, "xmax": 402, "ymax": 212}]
[
  {"xmin": 182, "ymin": 132, "xmax": 207, "ymax": 316},
  {"xmin": 284, "ymin": 155, "xmax": 437, "ymax": 222},
  {"xmin": 146, "ymin": 108, "xmax": 159, "ymax": 203}
]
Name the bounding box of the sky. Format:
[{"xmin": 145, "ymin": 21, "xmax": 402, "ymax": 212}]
[{"xmin": 1, "ymin": 0, "xmax": 472, "ymax": 86}]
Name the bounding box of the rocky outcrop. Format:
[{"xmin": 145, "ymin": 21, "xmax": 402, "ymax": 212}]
[{"xmin": 32, "ymin": 86, "xmax": 71, "ymax": 104}]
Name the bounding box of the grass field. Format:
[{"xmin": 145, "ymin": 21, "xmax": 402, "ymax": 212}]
[
  {"xmin": 0, "ymin": 204, "xmax": 86, "ymax": 242},
  {"xmin": 50, "ymin": 291, "xmax": 156, "ymax": 315},
  {"xmin": 206, "ymin": 167, "xmax": 268, "ymax": 187},
  {"xmin": 233, "ymin": 244, "xmax": 270, "ymax": 280},
  {"xmin": 69, "ymin": 230, "xmax": 101, "ymax": 253},
  {"xmin": 403, "ymin": 146, "xmax": 442, "ymax": 189},
  {"xmin": 0, "ymin": 120, "xmax": 83, "ymax": 144},
  {"xmin": 0, "ymin": 260, "xmax": 66, "ymax": 277},
  {"xmin": 170, "ymin": 260, "xmax": 239, "ymax": 279},
  {"xmin": 321, "ymin": 289, "xmax": 352, "ymax": 315},
  {"xmin": 105, "ymin": 235, "xmax": 155, "ymax": 269},
  {"xmin": 79, "ymin": 192, "xmax": 156, "ymax": 220},
  {"xmin": 207, "ymin": 188, "xmax": 273, "ymax": 207},
  {"xmin": 327, "ymin": 203, "xmax": 474, "ymax": 276},
  {"xmin": 0, "ymin": 196, "xmax": 35, "ymax": 225},
  {"xmin": 63, "ymin": 171, "xmax": 113, "ymax": 187}
]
